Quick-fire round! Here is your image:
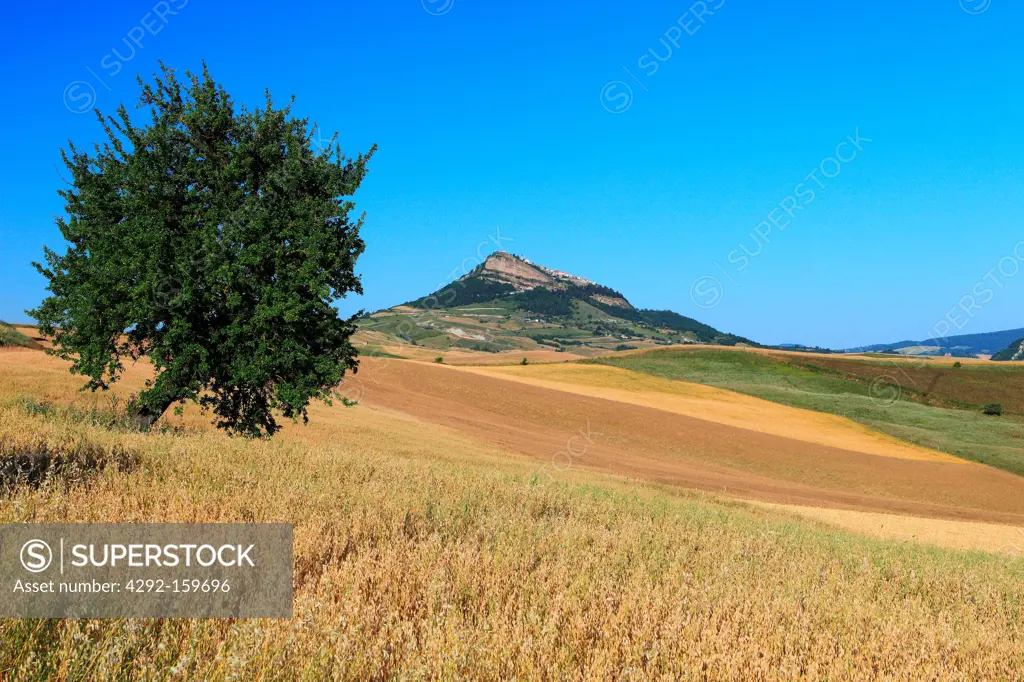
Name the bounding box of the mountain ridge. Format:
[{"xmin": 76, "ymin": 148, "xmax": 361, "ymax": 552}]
[{"xmin": 846, "ymin": 327, "xmax": 1024, "ymax": 358}]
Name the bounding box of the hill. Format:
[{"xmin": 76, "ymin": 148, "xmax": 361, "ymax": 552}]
[
  {"xmin": 993, "ymin": 338, "xmax": 1024, "ymax": 362},
  {"xmin": 360, "ymin": 252, "xmax": 756, "ymax": 354},
  {"xmin": 846, "ymin": 327, "xmax": 1024, "ymax": 358},
  {"xmin": 0, "ymin": 322, "xmax": 38, "ymax": 349}
]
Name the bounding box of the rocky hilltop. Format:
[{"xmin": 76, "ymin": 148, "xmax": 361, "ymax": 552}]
[
  {"xmin": 468, "ymin": 252, "xmax": 561, "ymax": 292},
  {"xmin": 465, "ymin": 252, "xmax": 633, "ymax": 308}
]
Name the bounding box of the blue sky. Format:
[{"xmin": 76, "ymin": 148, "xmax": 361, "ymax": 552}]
[{"xmin": 1, "ymin": 0, "xmax": 1021, "ymax": 348}]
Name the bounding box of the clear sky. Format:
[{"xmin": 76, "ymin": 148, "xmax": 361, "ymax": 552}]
[{"xmin": 1, "ymin": 0, "xmax": 1021, "ymax": 349}]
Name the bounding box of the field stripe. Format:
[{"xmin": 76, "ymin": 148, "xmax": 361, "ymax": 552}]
[
  {"xmin": 750, "ymin": 501, "xmax": 1024, "ymax": 555},
  {"xmin": 451, "ymin": 362, "xmax": 967, "ymax": 464}
]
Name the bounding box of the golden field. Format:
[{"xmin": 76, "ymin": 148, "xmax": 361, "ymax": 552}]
[{"xmin": 2, "ymin": 346, "xmax": 1024, "ymax": 680}]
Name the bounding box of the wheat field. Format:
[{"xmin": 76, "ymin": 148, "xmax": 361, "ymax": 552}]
[{"xmin": 1, "ymin": 349, "xmax": 1024, "ymax": 680}]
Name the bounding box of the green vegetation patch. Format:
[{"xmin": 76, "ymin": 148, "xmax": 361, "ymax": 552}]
[
  {"xmin": 406, "ymin": 278, "xmax": 516, "ymax": 309},
  {"xmin": 0, "ymin": 323, "xmax": 37, "ymax": 349}
]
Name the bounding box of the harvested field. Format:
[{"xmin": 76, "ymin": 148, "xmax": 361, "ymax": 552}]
[
  {"xmin": 595, "ymin": 347, "xmax": 1024, "ymax": 476},
  {"xmin": 459, "ymin": 363, "xmax": 963, "ymax": 463},
  {"xmin": 354, "ymin": 358, "xmax": 1024, "ymax": 524}
]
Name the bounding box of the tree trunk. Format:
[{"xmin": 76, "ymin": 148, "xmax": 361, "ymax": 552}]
[{"xmin": 132, "ymin": 400, "xmax": 172, "ymax": 431}]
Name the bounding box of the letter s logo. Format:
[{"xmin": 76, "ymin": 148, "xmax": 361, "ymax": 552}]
[{"xmin": 20, "ymin": 539, "xmax": 53, "ymax": 573}]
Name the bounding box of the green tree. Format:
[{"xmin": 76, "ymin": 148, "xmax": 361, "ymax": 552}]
[{"xmin": 30, "ymin": 64, "xmax": 375, "ymax": 437}]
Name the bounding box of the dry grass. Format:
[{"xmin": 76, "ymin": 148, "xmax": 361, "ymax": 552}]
[
  {"xmin": 0, "ymin": 348, "xmax": 153, "ymax": 409},
  {"xmin": 2, "ymin": 351, "xmax": 1024, "ymax": 679}
]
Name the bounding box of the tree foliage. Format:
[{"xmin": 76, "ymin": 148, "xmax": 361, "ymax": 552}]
[
  {"xmin": 407, "ymin": 277, "xmax": 515, "ymax": 309},
  {"xmin": 512, "ymin": 287, "xmax": 576, "ymax": 317},
  {"xmin": 30, "ymin": 64, "xmax": 375, "ymax": 437},
  {"xmin": 992, "ymin": 339, "xmax": 1024, "ymax": 362}
]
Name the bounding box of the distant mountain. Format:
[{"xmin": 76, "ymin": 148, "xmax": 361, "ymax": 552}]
[
  {"xmin": 846, "ymin": 328, "xmax": 1024, "ymax": 358},
  {"xmin": 360, "ymin": 252, "xmax": 756, "ymax": 353},
  {"xmin": 771, "ymin": 344, "xmax": 838, "ymax": 354},
  {"xmin": 993, "ymin": 338, "xmax": 1024, "ymax": 362}
]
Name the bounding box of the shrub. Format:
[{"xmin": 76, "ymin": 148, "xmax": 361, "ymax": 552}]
[
  {"xmin": 953, "ymin": 361, "xmax": 962, "ymax": 368},
  {"xmin": 983, "ymin": 403, "xmax": 1003, "ymax": 416},
  {"xmin": 521, "ymin": 358, "xmax": 529, "ymax": 365},
  {"xmin": 434, "ymin": 356, "xmax": 444, "ymax": 364}
]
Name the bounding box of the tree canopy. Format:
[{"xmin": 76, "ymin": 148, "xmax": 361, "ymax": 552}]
[{"xmin": 30, "ymin": 63, "xmax": 375, "ymax": 437}]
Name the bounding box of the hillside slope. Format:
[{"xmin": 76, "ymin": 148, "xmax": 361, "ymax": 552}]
[
  {"xmin": 993, "ymin": 338, "xmax": 1024, "ymax": 362},
  {"xmin": 361, "ymin": 252, "xmax": 755, "ymax": 353},
  {"xmin": 0, "ymin": 322, "xmax": 38, "ymax": 349},
  {"xmin": 4, "ymin": 311, "xmax": 1024, "ymax": 679}
]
